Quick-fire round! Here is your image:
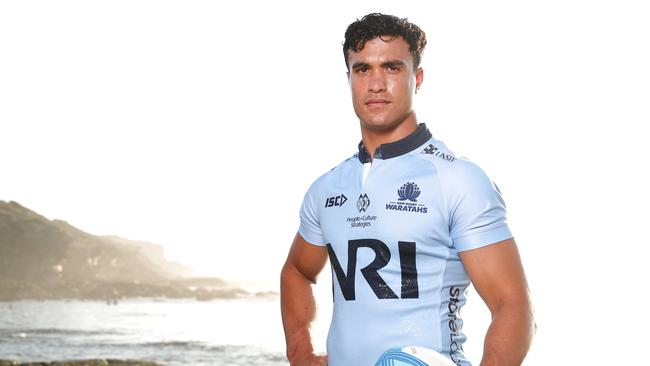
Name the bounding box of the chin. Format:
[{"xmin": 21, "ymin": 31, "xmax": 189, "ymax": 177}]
[
  {"xmin": 361, "ymin": 121, "xmax": 397, "ymax": 132},
  {"xmin": 360, "ymin": 115, "xmax": 403, "ymax": 132}
]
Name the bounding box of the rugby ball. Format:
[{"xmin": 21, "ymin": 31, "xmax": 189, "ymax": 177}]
[{"xmin": 375, "ymin": 346, "xmax": 457, "ymax": 366}]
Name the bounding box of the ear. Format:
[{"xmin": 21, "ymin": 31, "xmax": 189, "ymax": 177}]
[{"xmin": 415, "ymin": 67, "xmax": 424, "ymax": 91}]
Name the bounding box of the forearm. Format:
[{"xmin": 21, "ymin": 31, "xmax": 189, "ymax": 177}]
[
  {"xmin": 281, "ymin": 263, "xmax": 319, "ymax": 363},
  {"xmin": 480, "ymin": 297, "xmax": 535, "ymax": 366}
]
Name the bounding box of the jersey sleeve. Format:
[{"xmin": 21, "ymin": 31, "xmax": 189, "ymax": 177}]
[
  {"xmin": 298, "ymin": 183, "xmax": 327, "ymax": 246},
  {"xmin": 443, "ymin": 160, "xmax": 513, "ymax": 252}
]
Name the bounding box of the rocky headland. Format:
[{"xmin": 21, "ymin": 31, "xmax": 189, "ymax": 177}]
[{"xmin": 0, "ymin": 201, "xmax": 276, "ymax": 302}]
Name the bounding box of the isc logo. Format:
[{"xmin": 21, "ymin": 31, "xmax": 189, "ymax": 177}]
[
  {"xmin": 325, "ymin": 194, "xmax": 348, "ymax": 208},
  {"xmin": 327, "ymin": 239, "xmax": 419, "ymax": 300}
]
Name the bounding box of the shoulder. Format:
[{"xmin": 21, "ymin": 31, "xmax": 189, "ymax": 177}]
[
  {"xmin": 415, "ymin": 139, "xmax": 478, "ymax": 172},
  {"xmin": 415, "ymin": 139, "xmax": 495, "ymax": 192},
  {"xmin": 416, "ymin": 139, "xmax": 460, "ymax": 165},
  {"xmin": 304, "ymin": 154, "xmax": 359, "ymax": 194}
]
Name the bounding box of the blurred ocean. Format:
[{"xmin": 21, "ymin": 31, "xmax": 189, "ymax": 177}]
[{"xmin": 0, "ymin": 298, "xmax": 290, "ymax": 366}]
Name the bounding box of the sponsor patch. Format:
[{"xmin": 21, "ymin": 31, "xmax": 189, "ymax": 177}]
[{"xmin": 422, "ymin": 144, "xmax": 456, "ymax": 162}]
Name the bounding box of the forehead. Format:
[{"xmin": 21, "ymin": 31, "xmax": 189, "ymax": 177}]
[{"xmin": 347, "ymin": 36, "xmax": 413, "ymax": 65}]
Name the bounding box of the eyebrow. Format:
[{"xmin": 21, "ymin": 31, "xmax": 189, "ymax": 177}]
[
  {"xmin": 382, "ymin": 60, "xmax": 406, "ymax": 68},
  {"xmin": 351, "ymin": 60, "xmax": 406, "ymax": 71},
  {"xmin": 351, "ymin": 62, "xmax": 369, "ymax": 71}
]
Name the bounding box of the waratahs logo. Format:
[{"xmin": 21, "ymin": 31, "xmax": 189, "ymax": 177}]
[
  {"xmin": 386, "ymin": 182, "xmax": 427, "ymax": 213},
  {"xmin": 398, "ymin": 182, "xmax": 420, "ymax": 202}
]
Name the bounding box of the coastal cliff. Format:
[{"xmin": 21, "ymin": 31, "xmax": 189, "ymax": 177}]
[{"xmin": 0, "ymin": 201, "xmax": 266, "ymax": 301}]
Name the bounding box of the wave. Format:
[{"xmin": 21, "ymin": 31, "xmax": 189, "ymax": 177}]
[
  {"xmin": 84, "ymin": 341, "xmax": 287, "ymax": 364},
  {"xmin": 99, "ymin": 340, "xmax": 233, "ymax": 352},
  {"xmin": 91, "ymin": 341, "xmax": 284, "ymax": 359},
  {"xmin": 0, "ymin": 327, "xmax": 122, "ymax": 337},
  {"xmin": 0, "ymin": 337, "xmax": 287, "ymax": 365}
]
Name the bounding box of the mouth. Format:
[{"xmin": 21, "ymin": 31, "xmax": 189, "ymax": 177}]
[{"xmin": 365, "ymin": 99, "xmax": 391, "ymax": 106}]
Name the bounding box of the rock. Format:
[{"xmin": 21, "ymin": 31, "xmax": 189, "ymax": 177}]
[
  {"xmin": 0, "ymin": 360, "xmax": 161, "ymax": 366},
  {"xmin": 254, "ymin": 290, "xmax": 279, "ymax": 298},
  {"xmin": 107, "ymin": 360, "xmax": 161, "ymax": 366}
]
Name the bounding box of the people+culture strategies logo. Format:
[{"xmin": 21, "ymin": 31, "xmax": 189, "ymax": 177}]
[{"xmin": 347, "ymin": 193, "xmax": 376, "ymax": 228}]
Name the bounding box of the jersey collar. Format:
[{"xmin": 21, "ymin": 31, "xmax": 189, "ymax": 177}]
[{"xmin": 357, "ymin": 123, "xmax": 432, "ymax": 163}]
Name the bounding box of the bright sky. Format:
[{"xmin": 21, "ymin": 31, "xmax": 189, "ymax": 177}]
[{"xmin": 2, "ymin": 1, "xmax": 649, "ymax": 365}]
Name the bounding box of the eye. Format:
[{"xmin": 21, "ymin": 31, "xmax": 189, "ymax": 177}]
[
  {"xmin": 355, "ymin": 66, "xmax": 369, "ymax": 74},
  {"xmin": 386, "ymin": 65, "xmax": 401, "ymax": 72}
]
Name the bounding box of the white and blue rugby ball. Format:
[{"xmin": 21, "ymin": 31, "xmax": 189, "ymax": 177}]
[{"xmin": 375, "ymin": 346, "xmax": 457, "ymax": 366}]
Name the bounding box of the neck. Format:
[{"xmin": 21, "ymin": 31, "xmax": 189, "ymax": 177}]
[{"xmin": 361, "ymin": 113, "xmax": 419, "ymax": 160}]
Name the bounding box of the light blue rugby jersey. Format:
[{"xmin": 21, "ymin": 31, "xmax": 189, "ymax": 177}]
[{"xmin": 298, "ymin": 123, "xmax": 513, "ymax": 366}]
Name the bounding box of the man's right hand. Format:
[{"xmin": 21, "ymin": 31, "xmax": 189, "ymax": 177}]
[{"xmin": 281, "ymin": 233, "xmax": 329, "ymax": 366}]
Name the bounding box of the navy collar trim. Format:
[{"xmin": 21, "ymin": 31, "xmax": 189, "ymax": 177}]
[{"xmin": 357, "ymin": 123, "xmax": 432, "ymax": 163}]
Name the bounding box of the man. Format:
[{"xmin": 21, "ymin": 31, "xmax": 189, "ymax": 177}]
[{"xmin": 281, "ymin": 13, "xmax": 535, "ymax": 366}]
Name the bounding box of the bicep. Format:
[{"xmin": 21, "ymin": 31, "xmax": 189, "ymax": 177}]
[
  {"xmin": 459, "ymin": 238, "xmax": 530, "ymax": 313},
  {"xmin": 284, "ymin": 232, "xmax": 329, "ymax": 283}
]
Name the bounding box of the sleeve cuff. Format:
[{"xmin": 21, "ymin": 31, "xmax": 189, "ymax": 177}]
[
  {"xmin": 298, "ymin": 225, "xmax": 327, "ymax": 246},
  {"xmin": 452, "ymin": 225, "xmax": 513, "ymax": 252}
]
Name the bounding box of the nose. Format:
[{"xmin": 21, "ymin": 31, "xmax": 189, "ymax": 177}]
[{"xmin": 368, "ymin": 71, "xmax": 386, "ymax": 93}]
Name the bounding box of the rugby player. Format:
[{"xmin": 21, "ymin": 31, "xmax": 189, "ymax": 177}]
[{"xmin": 281, "ymin": 13, "xmax": 535, "ymax": 366}]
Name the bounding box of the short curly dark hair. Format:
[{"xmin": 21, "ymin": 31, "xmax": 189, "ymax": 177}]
[{"xmin": 343, "ymin": 13, "xmax": 427, "ymax": 70}]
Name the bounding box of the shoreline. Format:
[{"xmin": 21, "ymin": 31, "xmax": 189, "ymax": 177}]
[
  {"xmin": 0, "ymin": 280, "xmax": 278, "ymax": 302},
  {"xmin": 0, "ymin": 291, "xmax": 278, "ymax": 303},
  {"xmin": 0, "ymin": 360, "xmax": 161, "ymax": 366}
]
